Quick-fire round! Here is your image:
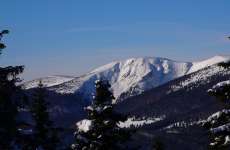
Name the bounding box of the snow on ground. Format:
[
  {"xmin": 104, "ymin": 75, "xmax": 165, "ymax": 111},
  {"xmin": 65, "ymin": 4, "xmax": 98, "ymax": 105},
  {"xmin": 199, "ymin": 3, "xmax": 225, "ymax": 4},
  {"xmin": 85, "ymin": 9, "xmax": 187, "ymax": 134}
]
[
  {"xmin": 212, "ymin": 80, "xmax": 230, "ymax": 89},
  {"xmin": 168, "ymin": 63, "xmax": 230, "ymax": 93},
  {"xmin": 22, "ymin": 75, "xmax": 75, "ymax": 89},
  {"xmin": 118, "ymin": 116, "xmax": 165, "ymax": 128},
  {"xmin": 199, "ymin": 109, "xmax": 230, "ymax": 134},
  {"xmin": 224, "ymin": 135, "xmax": 230, "ymax": 145},
  {"xmin": 76, "ymin": 119, "xmax": 92, "ymax": 133},
  {"xmin": 75, "ymin": 116, "xmax": 165, "ymax": 133},
  {"xmin": 164, "ymin": 119, "xmax": 204, "ymax": 130},
  {"xmin": 187, "ymin": 55, "xmax": 230, "ymax": 74},
  {"xmin": 207, "ymin": 80, "xmax": 230, "ymax": 93},
  {"xmin": 210, "ymin": 123, "xmax": 230, "ymax": 134},
  {"xmin": 206, "ymin": 109, "xmax": 230, "ymax": 124}
]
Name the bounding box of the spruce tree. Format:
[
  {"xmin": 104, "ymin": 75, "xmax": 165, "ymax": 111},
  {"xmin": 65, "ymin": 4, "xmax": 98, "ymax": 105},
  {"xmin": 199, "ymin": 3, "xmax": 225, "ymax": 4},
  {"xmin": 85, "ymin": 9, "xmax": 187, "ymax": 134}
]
[
  {"xmin": 72, "ymin": 80, "xmax": 129, "ymax": 150},
  {"xmin": 0, "ymin": 30, "xmax": 24, "ymax": 149},
  {"xmin": 31, "ymin": 80, "xmax": 59, "ymax": 150}
]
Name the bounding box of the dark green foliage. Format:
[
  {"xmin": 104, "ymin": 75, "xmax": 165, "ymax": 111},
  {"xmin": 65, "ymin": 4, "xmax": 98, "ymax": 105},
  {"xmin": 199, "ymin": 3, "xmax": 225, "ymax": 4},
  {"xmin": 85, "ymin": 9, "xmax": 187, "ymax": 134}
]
[
  {"xmin": 72, "ymin": 80, "xmax": 130, "ymax": 150},
  {"xmin": 49, "ymin": 127, "xmax": 60, "ymax": 149},
  {"xmin": 152, "ymin": 137, "xmax": 164, "ymax": 150},
  {"xmin": 93, "ymin": 80, "xmax": 115, "ymax": 105},
  {"xmin": 31, "ymin": 81, "xmax": 51, "ymax": 144},
  {"xmin": 31, "ymin": 81, "xmax": 60, "ymax": 149},
  {"xmin": 0, "ymin": 30, "xmax": 24, "ymax": 149},
  {"xmin": 208, "ymin": 84, "xmax": 230, "ymax": 105},
  {"xmin": 218, "ymin": 61, "xmax": 230, "ymax": 69},
  {"xmin": 1, "ymin": 30, "xmax": 10, "ymax": 34},
  {"xmin": 0, "ymin": 30, "xmax": 9, "ymax": 52}
]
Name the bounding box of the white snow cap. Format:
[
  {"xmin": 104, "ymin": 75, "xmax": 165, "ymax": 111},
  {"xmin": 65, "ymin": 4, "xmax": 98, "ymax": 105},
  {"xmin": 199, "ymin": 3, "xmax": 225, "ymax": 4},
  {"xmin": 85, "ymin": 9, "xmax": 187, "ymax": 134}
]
[
  {"xmin": 23, "ymin": 55, "xmax": 230, "ymax": 103},
  {"xmin": 76, "ymin": 119, "xmax": 92, "ymax": 133},
  {"xmin": 188, "ymin": 55, "xmax": 230, "ymax": 74}
]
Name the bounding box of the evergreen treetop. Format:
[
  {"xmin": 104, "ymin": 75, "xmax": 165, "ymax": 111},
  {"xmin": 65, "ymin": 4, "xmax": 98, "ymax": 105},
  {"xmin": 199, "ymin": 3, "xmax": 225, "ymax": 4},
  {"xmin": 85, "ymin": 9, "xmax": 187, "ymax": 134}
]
[
  {"xmin": 31, "ymin": 80, "xmax": 59, "ymax": 150},
  {"xmin": 0, "ymin": 29, "xmax": 24, "ymax": 149},
  {"xmin": 72, "ymin": 80, "xmax": 129, "ymax": 150}
]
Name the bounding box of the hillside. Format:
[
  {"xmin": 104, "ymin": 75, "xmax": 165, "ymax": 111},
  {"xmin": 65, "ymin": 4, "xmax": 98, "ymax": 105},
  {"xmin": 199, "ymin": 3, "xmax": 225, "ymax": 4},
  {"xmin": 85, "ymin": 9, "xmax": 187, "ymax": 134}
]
[
  {"xmin": 115, "ymin": 62, "xmax": 230, "ymax": 149},
  {"xmin": 23, "ymin": 55, "xmax": 230, "ymax": 103}
]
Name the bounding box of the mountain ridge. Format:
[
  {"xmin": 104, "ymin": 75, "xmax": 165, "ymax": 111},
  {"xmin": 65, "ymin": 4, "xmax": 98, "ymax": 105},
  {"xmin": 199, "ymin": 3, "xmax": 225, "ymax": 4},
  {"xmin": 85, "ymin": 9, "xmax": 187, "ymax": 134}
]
[{"xmin": 23, "ymin": 55, "xmax": 230, "ymax": 103}]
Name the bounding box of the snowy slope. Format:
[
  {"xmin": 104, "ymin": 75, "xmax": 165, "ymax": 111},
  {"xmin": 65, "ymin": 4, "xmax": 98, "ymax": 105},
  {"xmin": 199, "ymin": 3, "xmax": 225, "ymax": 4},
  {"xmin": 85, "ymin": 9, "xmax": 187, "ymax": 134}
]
[
  {"xmin": 22, "ymin": 75, "xmax": 75, "ymax": 89},
  {"xmin": 187, "ymin": 55, "xmax": 230, "ymax": 74},
  {"xmin": 168, "ymin": 63, "xmax": 230, "ymax": 93},
  {"xmin": 115, "ymin": 59, "xmax": 230, "ymax": 150},
  {"xmin": 48, "ymin": 57, "xmax": 192, "ymax": 102},
  {"xmin": 23, "ymin": 55, "xmax": 230, "ymax": 102}
]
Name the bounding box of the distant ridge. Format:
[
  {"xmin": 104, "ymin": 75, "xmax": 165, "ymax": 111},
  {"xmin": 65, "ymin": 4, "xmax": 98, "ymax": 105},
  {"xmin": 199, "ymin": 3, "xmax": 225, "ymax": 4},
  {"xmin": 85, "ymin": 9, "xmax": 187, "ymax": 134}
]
[{"xmin": 23, "ymin": 55, "xmax": 230, "ymax": 103}]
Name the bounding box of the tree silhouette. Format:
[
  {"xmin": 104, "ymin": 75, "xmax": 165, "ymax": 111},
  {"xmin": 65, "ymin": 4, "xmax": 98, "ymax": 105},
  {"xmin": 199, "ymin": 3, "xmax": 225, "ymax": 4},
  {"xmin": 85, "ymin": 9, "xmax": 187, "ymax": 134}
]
[
  {"xmin": 31, "ymin": 80, "xmax": 59, "ymax": 149},
  {"xmin": 72, "ymin": 80, "xmax": 129, "ymax": 150},
  {"xmin": 0, "ymin": 30, "xmax": 24, "ymax": 149}
]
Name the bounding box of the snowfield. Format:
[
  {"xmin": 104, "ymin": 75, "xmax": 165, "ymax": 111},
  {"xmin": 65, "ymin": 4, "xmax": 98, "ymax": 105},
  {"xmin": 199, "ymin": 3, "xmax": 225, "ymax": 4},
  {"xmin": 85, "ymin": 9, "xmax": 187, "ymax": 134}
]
[
  {"xmin": 23, "ymin": 55, "xmax": 230, "ymax": 103},
  {"xmin": 187, "ymin": 55, "xmax": 230, "ymax": 74},
  {"xmin": 23, "ymin": 75, "xmax": 75, "ymax": 89}
]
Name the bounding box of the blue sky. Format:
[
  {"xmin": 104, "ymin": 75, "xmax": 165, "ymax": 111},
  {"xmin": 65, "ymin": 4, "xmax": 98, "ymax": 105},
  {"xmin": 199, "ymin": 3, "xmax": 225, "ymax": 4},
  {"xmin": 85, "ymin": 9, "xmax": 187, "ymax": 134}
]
[{"xmin": 1, "ymin": 0, "xmax": 230, "ymax": 80}]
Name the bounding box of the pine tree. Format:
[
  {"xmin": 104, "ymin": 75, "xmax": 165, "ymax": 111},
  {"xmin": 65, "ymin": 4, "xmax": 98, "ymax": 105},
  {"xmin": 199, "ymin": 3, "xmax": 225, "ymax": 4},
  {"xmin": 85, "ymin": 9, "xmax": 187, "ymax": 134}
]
[
  {"xmin": 72, "ymin": 80, "xmax": 129, "ymax": 150},
  {"xmin": 0, "ymin": 30, "xmax": 24, "ymax": 149},
  {"xmin": 31, "ymin": 80, "xmax": 59, "ymax": 150},
  {"xmin": 204, "ymin": 61, "xmax": 230, "ymax": 150}
]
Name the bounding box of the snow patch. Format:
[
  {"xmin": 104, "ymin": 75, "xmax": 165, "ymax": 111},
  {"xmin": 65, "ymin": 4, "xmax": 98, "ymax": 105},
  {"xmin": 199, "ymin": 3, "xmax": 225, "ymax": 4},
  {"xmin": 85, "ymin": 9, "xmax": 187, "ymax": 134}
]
[
  {"xmin": 224, "ymin": 135, "xmax": 230, "ymax": 145},
  {"xmin": 118, "ymin": 116, "xmax": 165, "ymax": 128},
  {"xmin": 208, "ymin": 80, "xmax": 230, "ymax": 93},
  {"xmin": 76, "ymin": 119, "xmax": 92, "ymax": 133},
  {"xmin": 168, "ymin": 64, "xmax": 230, "ymax": 93},
  {"xmin": 211, "ymin": 123, "xmax": 230, "ymax": 134},
  {"xmin": 187, "ymin": 55, "xmax": 230, "ymax": 74},
  {"xmin": 23, "ymin": 75, "xmax": 74, "ymax": 89}
]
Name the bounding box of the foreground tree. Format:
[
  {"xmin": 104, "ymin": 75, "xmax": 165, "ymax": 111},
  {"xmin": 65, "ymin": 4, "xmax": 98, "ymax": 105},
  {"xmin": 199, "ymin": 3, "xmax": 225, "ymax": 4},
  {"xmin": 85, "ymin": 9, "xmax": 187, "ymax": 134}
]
[
  {"xmin": 72, "ymin": 80, "xmax": 129, "ymax": 150},
  {"xmin": 31, "ymin": 80, "xmax": 59, "ymax": 149},
  {"xmin": 0, "ymin": 30, "xmax": 24, "ymax": 149},
  {"xmin": 203, "ymin": 61, "xmax": 230, "ymax": 150}
]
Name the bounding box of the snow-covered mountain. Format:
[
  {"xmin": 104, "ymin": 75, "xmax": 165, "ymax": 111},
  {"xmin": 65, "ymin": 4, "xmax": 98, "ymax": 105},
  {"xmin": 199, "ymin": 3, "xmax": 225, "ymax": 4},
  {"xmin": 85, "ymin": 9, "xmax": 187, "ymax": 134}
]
[
  {"xmin": 23, "ymin": 55, "xmax": 230, "ymax": 103},
  {"xmin": 115, "ymin": 60, "xmax": 230, "ymax": 150}
]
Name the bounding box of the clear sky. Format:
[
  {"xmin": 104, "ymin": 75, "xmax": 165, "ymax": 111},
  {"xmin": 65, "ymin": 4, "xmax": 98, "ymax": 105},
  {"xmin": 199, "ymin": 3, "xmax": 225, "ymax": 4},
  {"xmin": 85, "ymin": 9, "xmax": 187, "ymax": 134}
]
[{"xmin": 1, "ymin": 0, "xmax": 230, "ymax": 81}]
